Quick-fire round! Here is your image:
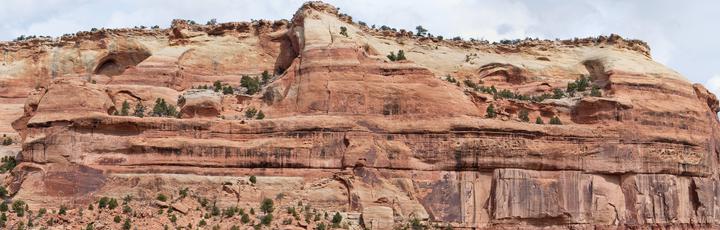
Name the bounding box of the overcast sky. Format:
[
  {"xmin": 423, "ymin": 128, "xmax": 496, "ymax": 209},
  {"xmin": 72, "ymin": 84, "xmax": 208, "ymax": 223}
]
[{"xmin": 1, "ymin": 0, "xmax": 719, "ymax": 95}]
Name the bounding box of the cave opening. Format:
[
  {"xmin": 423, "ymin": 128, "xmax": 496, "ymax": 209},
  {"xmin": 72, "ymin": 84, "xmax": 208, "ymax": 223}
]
[{"xmin": 94, "ymin": 59, "xmax": 123, "ymax": 76}]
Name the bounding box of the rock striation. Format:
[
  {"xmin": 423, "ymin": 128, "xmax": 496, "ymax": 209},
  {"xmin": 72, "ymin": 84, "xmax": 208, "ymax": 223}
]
[{"xmin": 0, "ymin": 1, "xmax": 719, "ymax": 229}]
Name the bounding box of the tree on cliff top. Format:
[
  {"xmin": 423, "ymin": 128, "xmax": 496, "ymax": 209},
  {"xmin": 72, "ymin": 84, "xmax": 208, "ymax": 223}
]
[{"xmin": 415, "ymin": 25, "xmax": 428, "ymax": 36}]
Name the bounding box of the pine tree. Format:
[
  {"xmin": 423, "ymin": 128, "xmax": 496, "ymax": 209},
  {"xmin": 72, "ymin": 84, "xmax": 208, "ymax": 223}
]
[
  {"xmin": 536, "ymin": 117, "xmax": 544, "ymax": 124},
  {"xmin": 549, "ymin": 116, "xmax": 562, "ymax": 125},
  {"xmin": 120, "ymin": 100, "xmax": 130, "ymax": 116},
  {"xmin": 485, "ymin": 104, "xmax": 496, "ymax": 118},
  {"xmin": 261, "ymin": 70, "xmax": 271, "ymax": 85},
  {"xmin": 256, "ymin": 111, "xmax": 265, "ymax": 120},
  {"xmin": 133, "ymin": 103, "xmax": 146, "ymax": 118}
]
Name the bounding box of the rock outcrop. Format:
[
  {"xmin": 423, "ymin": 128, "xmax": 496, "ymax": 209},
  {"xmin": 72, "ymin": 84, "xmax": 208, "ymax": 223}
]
[{"xmin": 0, "ymin": 1, "xmax": 718, "ymax": 229}]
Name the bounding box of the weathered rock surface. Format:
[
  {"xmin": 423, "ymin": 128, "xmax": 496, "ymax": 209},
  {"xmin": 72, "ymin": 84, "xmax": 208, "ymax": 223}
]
[{"xmin": 0, "ymin": 1, "xmax": 719, "ymax": 229}]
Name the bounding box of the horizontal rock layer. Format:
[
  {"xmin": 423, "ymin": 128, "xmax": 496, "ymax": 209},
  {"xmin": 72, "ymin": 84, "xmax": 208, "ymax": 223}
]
[{"xmin": 1, "ymin": 1, "xmax": 719, "ymax": 229}]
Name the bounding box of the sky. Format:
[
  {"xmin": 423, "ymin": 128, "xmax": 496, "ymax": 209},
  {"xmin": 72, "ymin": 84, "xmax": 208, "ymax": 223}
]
[{"xmin": 1, "ymin": 0, "xmax": 719, "ymax": 95}]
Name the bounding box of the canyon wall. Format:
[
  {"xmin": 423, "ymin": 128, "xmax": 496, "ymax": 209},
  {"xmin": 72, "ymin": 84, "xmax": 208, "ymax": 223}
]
[{"xmin": 1, "ymin": 1, "xmax": 719, "ymax": 229}]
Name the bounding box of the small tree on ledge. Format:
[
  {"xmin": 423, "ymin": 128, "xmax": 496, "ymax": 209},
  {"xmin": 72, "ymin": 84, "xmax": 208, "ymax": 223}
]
[{"xmin": 485, "ymin": 104, "xmax": 496, "ymax": 118}]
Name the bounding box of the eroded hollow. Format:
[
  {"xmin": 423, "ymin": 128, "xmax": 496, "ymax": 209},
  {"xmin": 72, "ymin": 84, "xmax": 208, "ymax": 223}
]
[
  {"xmin": 93, "ymin": 49, "xmax": 152, "ymax": 77},
  {"xmin": 583, "ymin": 59, "xmax": 610, "ymax": 88}
]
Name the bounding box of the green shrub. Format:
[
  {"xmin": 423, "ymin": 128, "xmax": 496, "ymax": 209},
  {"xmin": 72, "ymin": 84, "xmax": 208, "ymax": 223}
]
[
  {"xmin": 0, "ymin": 186, "xmax": 6, "ymax": 198},
  {"xmin": 519, "ymin": 110, "xmax": 530, "ymax": 122},
  {"xmin": 222, "ymin": 86, "xmax": 234, "ymax": 95},
  {"xmin": 444, "ymin": 75, "xmax": 457, "ymax": 83},
  {"xmin": 552, "ymin": 88, "xmax": 564, "ymax": 99},
  {"xmin": 260, "ymin": 198, "xmax": 274, "ymax": 214},
  {"xmin": 0, "ymin": 156, "xmax": 16, "ymax": 173},
  {"xmin": 114, "ymin": 215, "xmax": 122, "ymax": 223},
  {"xmin": 241, "ymin": 75, "xmax": 261, "ymax": 95},
  {"xmin": 12, "ymin": 200, "xmax": 25, "ymax": 217},
  {"xmin": 108, "ymin": 198, "xmax": 118, "ymax": 209},
  {"xmin": 566, "ymin": 82, "xmax": 577, "ymax": 96},
  {"xmin": 316, "ymin": 223, "xmax": 326, "ymax": 230},
  {"xmin": 0, "ymin": 202, "xmax": 6, "ymax": 212},
  {"xmin": 590, "ymin": 86, "xmax": 602, "ymax": 97},
  {"xmin": 132, "ymin": 103, "xmax": 146, "ymax": 117},
  {"xmin": 199, "ymin": 219, "xmax": 207, "ymax": 227},
  {"xmin": 211, "ymin": 206, "xmax": 220, "ymax": 216},
  {"xmin": 169, "ymin": 214, "xmax": 177, "ymax": 223},
  {"xmin": 122, "ymin": 205, "xmax": 132, "ymax": 214},
  {"xmin": 245, "ymin": 107, "xmax": 257, "ymax": 118},
  {"xmin": 120, "ymin": 101, "xmax": 130, "ymax": 116},
  {"xmin": 396, "ymin": 50, "xmax": 406, "ymax": 61},
  {"xmin": 58, "ymin": 206, "xmax": 67, "ymax": 215},
  {"xmin": 339, "ymin": 26, "xmax": 348, "ymax": 37},
  {"xmin": 576, "ymin": 75, "xmax": 589, "ymax": 91},
  {"xmin": 224, "ymin": 207, "xmax": 237, "ymax": 218},
  {"xmin": 387, "ymin": 50, "xmax": 407, "ymax": 61},
  {"xmin": 256, "ymin": 111, "xmax": 265, "ymax": 120},
  {"xmin": 463, "ymin": 79, "xmax": 477, "ymax": 88},
  {"xmin": 178, "ymin": 187, "xmax": 189, "ymax": 198},
  {"xmin": 261, "ymin": 70, "xmax": 271, "ymax": 84},
  {"xmin": 485, "ymin": 104, "xmax": 496, "ymax": 118},
  {"xmin": 241, "ymin": 213, "xmax": 251, "ymax": 224},
  {"xmin": 410, "ymin": 217, "xmax": 424, "ymax": 230},
  {"xmin": 261, "ymin": 213, "xmax": 273, "ymax": 226},
  {"xmin": 213, "ymin": 80, "xmax": 223, "ymax": 92},
  {"xmin": 122, "ymin": 218, "xmax": 131, "ymax": 230},
  {"xmin": 332, "ymin": 212, "xmax": 343, "ymax": 226},
  {"xmin": 536, "ymin": 117, "xmax": 544, "ymax": 124},
  {"xmin": 387, "ymin": 52, "xmax": 397, "ymax": 61},
  {"xmin": 151, "ymin": 98, "xmax": 178, "ymax": 117},
  {"xmin": 1, "ymin": 135, "xmax": 12, "ymax": 146},
  {"xmin": 156, "ymin": 194, "xmax": 167, "ymax": 202},
  {"xmin": 549, "ymin": 116, "xmax": 562, "ymax": 125},
  {"xmin": 98, "ymin": 197, "xmax": 109, "ymax": 209}
]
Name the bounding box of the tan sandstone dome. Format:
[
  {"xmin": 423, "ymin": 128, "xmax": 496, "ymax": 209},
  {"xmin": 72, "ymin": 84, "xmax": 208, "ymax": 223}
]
[{"xmin": 0, "ymin": 1, "xmax": 719, "ymax": 229}]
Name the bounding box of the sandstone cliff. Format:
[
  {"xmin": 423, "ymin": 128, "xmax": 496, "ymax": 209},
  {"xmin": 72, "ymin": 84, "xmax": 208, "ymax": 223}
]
[{"xmin": 0, "ymin": 1, "xmax": 719, "ymax": 229}]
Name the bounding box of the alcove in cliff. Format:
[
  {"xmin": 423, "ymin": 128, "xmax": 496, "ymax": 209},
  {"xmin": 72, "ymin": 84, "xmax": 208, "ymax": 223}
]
[{"xmin": 94, "ymin": 50, "xmax": 151, "ymax": 77}]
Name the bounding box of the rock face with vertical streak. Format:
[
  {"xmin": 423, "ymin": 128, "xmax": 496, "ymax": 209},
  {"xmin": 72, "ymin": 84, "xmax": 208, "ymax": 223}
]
[{"xmin": 0, "ymin": 1, "xmax": 719, "ymax": 229}]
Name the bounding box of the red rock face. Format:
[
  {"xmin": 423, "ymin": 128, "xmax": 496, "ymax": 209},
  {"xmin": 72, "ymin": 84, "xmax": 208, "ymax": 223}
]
[{"xmin": 1, "ymin": 1, "xmax": 719, "ymax": 229}]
